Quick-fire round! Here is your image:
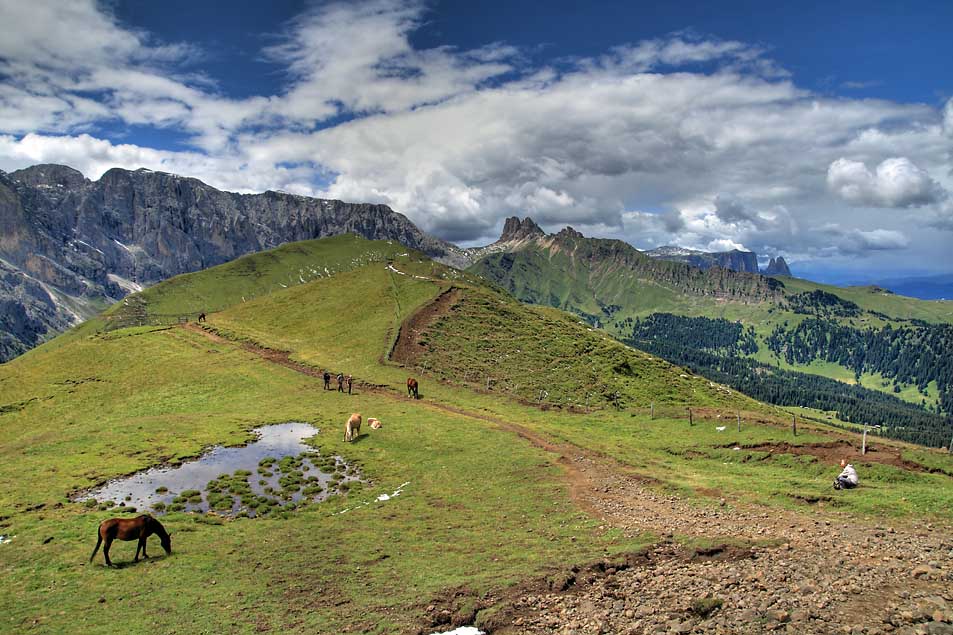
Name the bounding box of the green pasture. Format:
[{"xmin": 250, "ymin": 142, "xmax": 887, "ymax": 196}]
[
  {"xmin": 0, "ymin": 323, "xmax": 645, "ymax": 634},
  {"xmin": 2, "ymin": 235, "xmax": 952, "ymax": 634}
]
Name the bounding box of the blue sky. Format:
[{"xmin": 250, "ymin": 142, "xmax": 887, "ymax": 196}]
[{"xmin": 1, "ymin": 0, "xmax": 952, "ymax": 283}]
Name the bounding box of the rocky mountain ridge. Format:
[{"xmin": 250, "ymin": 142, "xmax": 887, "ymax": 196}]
[
  {"xmin": 467, "ymin": 217, "xmax": 784, "ymax": 320},
  {"xmin": 0, "ymin": 164, "xmax": 466, "ymax": 361},
  {"xmin": 470, "ymin": 217, "xmax": 790, "ymax": 277},
  {"xmin": 644, "ymin": 245, "xmax": 761, "ymax": 274}
]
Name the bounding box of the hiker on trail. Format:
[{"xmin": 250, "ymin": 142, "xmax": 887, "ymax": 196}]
[
  {"xmin": 833, "ymin": 459, "xmax": 858, "ymax": 490},
  {"xmin": 323, "ymin": 371, "xmax": 331, "ymax": 391},
  {"xmin": 337, "ymin": 373, "xmax": 345, "ymax": 393},
  {"xmin": 346, "ymin": 374, "xmax": 353, "ymax": 395}
]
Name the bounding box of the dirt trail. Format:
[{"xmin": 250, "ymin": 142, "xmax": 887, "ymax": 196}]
[
  {"xmin": 390, "ymin": 286, "xmax": 461, "ymax": 367},
  {"xmin": 183, "ymin": 320, "xmax": 602, "ymax": 517},
  {"xmin": 179, "ymin": 320, "xmax": 953, "ymax": 635}
]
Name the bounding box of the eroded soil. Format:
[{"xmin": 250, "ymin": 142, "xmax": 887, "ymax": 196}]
[
  {"xmin": 390, "ymin": 286, "xmax": 461, "ymax": 367},
  {"xmin": 733, "ymin": 440, "xmax": 949, "ymax": 475}
]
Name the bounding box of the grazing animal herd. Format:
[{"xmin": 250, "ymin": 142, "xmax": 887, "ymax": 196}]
[
  {"xmin": 89, "ymin": 375, "xmax": 418, "ymax": 565},
  {"xmin": 341, "ymin": 377, "xmax": 416, "ymax": 443}
]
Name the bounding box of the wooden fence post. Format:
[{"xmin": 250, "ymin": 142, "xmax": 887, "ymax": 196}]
[
  {"xmin": 792, "ymin": 414, "xmax": 797, "ymax": 437},
  {"xmin": 650, "ymin": 402, "xmax": 655, "ymax": 419},
  {"xmin": 688, "ymin": 408, "xmax": 693, "ymax": 426},
  {"xmin": 737, "ymin": 411, "xmax": 741, "ymax": 433}
]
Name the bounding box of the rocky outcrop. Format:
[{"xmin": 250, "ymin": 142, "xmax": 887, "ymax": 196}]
[
  {"xmin": 468, "ymin": 217, "xmax": 783, "ymax": 320},
  {"xmin": 499, "ymin": 216, "xmax": 545, "ymax": 242},
  {"xmin": 0, "ymin": 260, "xmax": 78, "ymax": 361},
  {"xmin": 763, "ymin": 256, "xmax": 792, "ymax": 276},
  {"xmin": 645, "ymin": 246, "xmax": 760, "ymax": 274},
  {"xmin": 0, "ymin": 164, "xmax": 466, "ymax": 362}
]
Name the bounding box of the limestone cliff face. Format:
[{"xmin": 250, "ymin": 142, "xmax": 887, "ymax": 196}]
[
  {"xmin": 644, "ymin": 246, "xmax": 760, "ymax": 273},
  {"xmin": 0, "ymin": 164, "xmax": 465, "ymax": 361}
]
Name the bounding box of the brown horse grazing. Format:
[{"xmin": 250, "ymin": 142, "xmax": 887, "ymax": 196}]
[
  {"xmin": 407, "ymin": 377, "xmax": 419, "ymax": 399},
  {"xmin": 89, "ymin": 515, "xmax": 172, "ymax": 567}
]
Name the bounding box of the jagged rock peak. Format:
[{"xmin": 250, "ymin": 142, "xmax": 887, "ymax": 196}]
[
  {"xmin": 499, "ymin": 216, "xmax": 545, "ymax": 242},
  {"xmin": 556, "ymin": 226, "xmax": 584, "ymax": 240},
  {"xmin": 10, "ymin": 164, "xmax": 88, "ymax": 188},
  {"xmin": 763, "ymin": 256, "xmax": 792, "ymax": 276}
]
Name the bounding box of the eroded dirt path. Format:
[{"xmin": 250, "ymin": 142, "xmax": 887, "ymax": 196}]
[
  {"xmin": 389, "ymin": 286, "xmax": 461, "ymax": 366},
  {"xmin": 179, "ymin": 320, "xmax": 953, "ymax": 635}
]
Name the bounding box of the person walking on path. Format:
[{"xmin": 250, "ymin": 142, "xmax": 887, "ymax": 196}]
[
  {"xmin": 337, "ymin": 373, "xmax": 345, "ymax": 393},
  {"xmin": 833, "ymin": 459, "xmax": 859, "ymax": 490},
  {"xmin": 346, "ymin": 374, "xmax": 353, "ymax": 395},
  {"xmin": 323, "ymin": 371, "xmax": 331, "ymax": 391}
]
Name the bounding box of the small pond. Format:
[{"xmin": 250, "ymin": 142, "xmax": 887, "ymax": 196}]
[{"xmin": 77, "ymin": 422, "xmax": 361, "ymax": 518}]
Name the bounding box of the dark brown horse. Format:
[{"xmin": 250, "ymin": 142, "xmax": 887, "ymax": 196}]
[
  {"xmin": 407, "ymin": 377, "xmax": 419, "ymax": 399},
  {"xmin": 89, "ymin": 515, "xmax": 172, "ymax": 567}
]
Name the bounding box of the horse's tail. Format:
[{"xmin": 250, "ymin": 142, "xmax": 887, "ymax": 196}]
[{"xmin": 89, "ymin": 532, "xmax": 102, "ymax": 563}]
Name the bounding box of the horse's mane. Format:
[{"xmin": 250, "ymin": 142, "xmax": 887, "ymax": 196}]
[{"xmin": 145, "ymin": 515, "xmax": 168, "ymax": 536}]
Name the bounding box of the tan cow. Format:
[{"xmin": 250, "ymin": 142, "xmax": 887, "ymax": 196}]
[
  {"xmin": 368, "ymin": 417, "xmax": 382, "ymax": 429},
  {"xmin": 344, "ymin": 413, "xmax": 362, "ymax": 442}
]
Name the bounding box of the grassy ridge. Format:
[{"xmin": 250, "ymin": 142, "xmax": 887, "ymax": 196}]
[
  {"xmin": 410, "ymin": 287, "xmax": 754, "ymax": 412},
  {"xmin": 106, "ymin": 234, "xmax": 414, "ymax": 319},
  {"xmin": 777, "ymin": 276, "xmax": 953, "ymax": 324}
]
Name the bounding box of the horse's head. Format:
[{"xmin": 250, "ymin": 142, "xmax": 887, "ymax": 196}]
[{"xmin": 150, "ymin": 517, "xmax": 172, "ymax": 556}]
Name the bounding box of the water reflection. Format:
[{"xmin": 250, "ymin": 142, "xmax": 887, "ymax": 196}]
[{"xmin": 78, "ymin": 422, "xmax": 360, "ymax": 517}]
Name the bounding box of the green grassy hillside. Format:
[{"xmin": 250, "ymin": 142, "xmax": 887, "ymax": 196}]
[
  {"xmin": 2, "ymin": 234, "xmax": 952, "ymax": 633},
  {"xmin": 469, "ymin": 238, "xmax": 953, "ymax": 423},
  {"xmin": 403, "ymin": 287, "xmax": 752, "ymax": 412}
]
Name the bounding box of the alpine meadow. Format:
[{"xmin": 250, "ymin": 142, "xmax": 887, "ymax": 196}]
[{"xmin": 2, "ymin": 2, "xmax": 953, "ymax": 635}]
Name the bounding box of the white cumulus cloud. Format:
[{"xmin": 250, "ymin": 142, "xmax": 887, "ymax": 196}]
[
  {"xmin": 1, "ymin": 0, "xmax": 952, "ymax": 272},
  {"xmin": 827, "ymin": 157, "xmax": 946, "ymax": 208}
]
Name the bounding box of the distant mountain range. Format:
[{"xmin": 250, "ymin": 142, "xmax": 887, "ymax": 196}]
[
  {"xmin": 467, "ymin": 217, "xmax": 783, "ymax": 325},
  {"xmin": 0, "ymin": 164, "xmax": 940, "ymax": 363},
  {"xmin": 642, "ymin": 245, "xmax": 791, "ymax": 277},
  {"xmin": 643, "ymin": 245, "xmax": 758, "ymax": 273},
  {"xmin": 0, "ymin": 164, "xmax": 465, "ymax": 361},
  {"xmin": 868, "ymin": 274, "xmax": 953, "ymax": 301}
]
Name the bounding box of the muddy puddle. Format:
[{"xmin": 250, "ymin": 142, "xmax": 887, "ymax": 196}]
[{"xmin": 76, "ymin": 422, "xmax": 361, "ymax": 517}]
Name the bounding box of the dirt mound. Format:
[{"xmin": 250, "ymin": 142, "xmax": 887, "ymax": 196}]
[
  {"xmin": 390, "ymin": 286, "xmax": 461, "ymax": 366},
  {"xmin": 734, "ymin": 440, "xmax": 944, "ymax": 473}
]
